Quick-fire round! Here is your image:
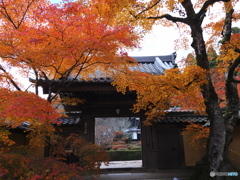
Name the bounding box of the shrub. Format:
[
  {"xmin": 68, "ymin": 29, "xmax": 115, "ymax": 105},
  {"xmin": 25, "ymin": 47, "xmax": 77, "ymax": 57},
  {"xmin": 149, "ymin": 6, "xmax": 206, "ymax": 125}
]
[
  {"xmin": 0, "ymin": 133, "xmax": 110, "ymax": 179},
  {"xmin": 114, "ymin": 131, "xmax": 124, "ymax": 140},
  {"xmin": 121, "ymin": 137, "xmax": 131, "ymax": 144},
  {"xmin": 129, "ymin": 146, "xmax": 141, "ymax": 150},
  {"xmin": 117, "ymin": 148, "xmax": 129, "ymax": 151},
  {"xmin": 111, "ymin": 141, "xmax": 119, "ymax": 145},
  {"xmin": 0, "ymin": 152, "xmax": 82, "ymax": 180},
  {"xmin": 117, "ymin": 140, "xmax": 126, "ymax": 144},
  {"xmin": 51, "ymin": 133, "xmax": 110, "ymax": 176},
  {"xmin": 106, "ymin": 145, "xmax": 113, "ymax": 150},
  {"xmin": 113, "ymin": 138, "xmax": 118, "ymax": 141},
  {"xmin": 112, "ymin": 145, "xmax": 127, "ymax": 150},
  {"xmin": 111, "ymin": 141, "xmax": 126, "ymax": 145},
  {"xmin": 108, "ymin": 150, "xmax": 142, "ymax": 161}
]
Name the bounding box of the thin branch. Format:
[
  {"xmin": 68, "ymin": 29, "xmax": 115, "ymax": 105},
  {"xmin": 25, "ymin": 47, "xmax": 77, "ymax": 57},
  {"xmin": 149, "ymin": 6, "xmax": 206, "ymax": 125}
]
[
  {"xmin": 235, "ymin": 48, "xmax": 240, "ymax": 54},
  {"xmin": 147, "ymin": 14, "xmax": 187, "ymax": 24},
  {"xmin": 0, "ymin": 64, "xmax": 22, "ymax": 91},
  {"xmin": 0, "ymin": 0, "xmax": 33, "ymax": 29},
  {"xmin": 197, "ymin": 0, "xmax": 230, "ymax": 19},
  {"xmin": 227, "ymin": 55, "xmax": 240, "ymax": 83},
  {"xmin": 135, "ymin": 0, "xmax": 162, "ymax": 17}
]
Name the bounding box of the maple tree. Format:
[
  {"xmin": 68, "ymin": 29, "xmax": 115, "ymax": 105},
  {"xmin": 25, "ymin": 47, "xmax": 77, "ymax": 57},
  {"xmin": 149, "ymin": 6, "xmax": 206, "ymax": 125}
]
[
  {"xmin": 0, "ymin": 88, "xmax": 60, "ymax": 147},
  {"xmin": 113, "ymin": 65, "xmax": 207, "ymax": 123},
  {"xmin": 0, "ymin": 0, "xmax": 139, "ymax": 178},
  {"xmin": 182, "ymin": 122, "xmax": 210, "ymax": 149},
  {"xmin": 95, "ymin": 117, "xmax": 131, "ymax": 146},
  {"xmin": 108, "ymin": 0, "xmax": 240, "ymax": 179},
  {"xmin": 50, "ymin": 133, "xmax": 109, "ymax": 176},
  {"xmin": 0, "ymin": 0, "xmax": 239, "ymax": 179},
  {"xmin": 0, "ymin": 0, "xmax": 138, "ymax": 140},
  {"xmin": 0, "ymin": 0, "xmax": 139, "ymax": 102},
  {"xmin": 0, "ymin": 153, "xmax": 83, "ymax": 180}
]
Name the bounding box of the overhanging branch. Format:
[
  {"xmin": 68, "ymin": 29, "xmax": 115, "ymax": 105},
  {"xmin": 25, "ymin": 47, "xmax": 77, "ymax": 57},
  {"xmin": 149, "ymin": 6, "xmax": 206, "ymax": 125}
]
[
  {"xmin": 147, "ymin": 14, "xmax": 187, "ymax": 24},
  {"xmin": 198, "ymin": 0, "xmax": 231, "ymax": 18},
  {"xmin": 0, "ymin": 64, "xmax": 22, "ymax": 91},
  {"xmin": 227, "ymin": 55, "xmax": 240, "ymax": 83}
]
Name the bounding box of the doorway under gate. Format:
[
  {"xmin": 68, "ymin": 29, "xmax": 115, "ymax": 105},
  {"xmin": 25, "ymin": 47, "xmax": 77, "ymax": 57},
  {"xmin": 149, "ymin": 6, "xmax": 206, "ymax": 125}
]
[{"xmin": 94, "ymin": 117, "xmax": 143, "ymax": 168}]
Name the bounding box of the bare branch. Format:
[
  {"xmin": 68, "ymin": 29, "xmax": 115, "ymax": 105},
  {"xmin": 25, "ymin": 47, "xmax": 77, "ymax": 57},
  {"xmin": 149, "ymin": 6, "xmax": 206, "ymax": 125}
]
[
  {"xmin": 235, "ymin": 48, "xmax": 240, "ymax": 54},
  {"xmin": 227, "ymin": 55, "xmax": 240, "ymax": 83},
  {"xmin": 0, "ymin": 64, "xmax": 22, "ymax": 91},
  {"xmin": 198, "ymin": 0, "xmax": 230, "ymax": 19},
  {"xmin": 0, "ymin": 0, "xmax": 33, "ymax": 29},
  {"xmin": 147, "ymin": 14, "xmax": 187, "ymax": 24},
  {"xmin": 135, "ymin": 0, "xmax": 162, "ymax": 17}
]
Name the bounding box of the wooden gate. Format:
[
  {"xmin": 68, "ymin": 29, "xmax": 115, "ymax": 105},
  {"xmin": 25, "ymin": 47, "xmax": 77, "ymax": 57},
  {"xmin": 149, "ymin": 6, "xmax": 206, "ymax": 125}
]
[{"xmin": 157, "ymin": 127, "xmax": 185, "ymax": 169}]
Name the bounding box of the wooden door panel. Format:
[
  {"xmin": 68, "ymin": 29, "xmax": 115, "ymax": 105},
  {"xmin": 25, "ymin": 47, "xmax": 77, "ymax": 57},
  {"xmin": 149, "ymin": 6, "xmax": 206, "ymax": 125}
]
[{"xmin": 157, "ymin": 129, "xmax": 183, "ymax": 169}]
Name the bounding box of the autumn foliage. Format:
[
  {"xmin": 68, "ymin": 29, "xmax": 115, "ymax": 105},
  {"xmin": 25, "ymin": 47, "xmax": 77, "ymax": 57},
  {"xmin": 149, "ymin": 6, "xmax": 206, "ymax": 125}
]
[
  {"xmin": 0, "ymin": 133, "xmax": 109, "ymax": 179},
  {"xmin": 0, "ymin": 0, "xmax": 139, "ymax": 102},
  {"xmin": 182, "ymin": 122, "xmax": 210, "ymax": 149},
  {"xmin": 0, "ymin": 0, "xmax": 239, "ymax": 178},
  {"xmin": 104, "ymin": 0, "xmax": 240, "ymax": 176},
  {"xmin": 0, "ymin": 152, "xmax": 83, "ymax": 180},
  {"xmin": 51, "ymin": 133, "xmax": 109, "ymax": 175},
  {"xmin": 113, "ymin": 65, "xmax": 207, "ymax": 125},
  {"xmin": 0, "ymin": 0, "xmax": 137, "ymax": 178},
  {"xmin": 0, "ymin": 88, "xmax": 60, "ymax": 147}
]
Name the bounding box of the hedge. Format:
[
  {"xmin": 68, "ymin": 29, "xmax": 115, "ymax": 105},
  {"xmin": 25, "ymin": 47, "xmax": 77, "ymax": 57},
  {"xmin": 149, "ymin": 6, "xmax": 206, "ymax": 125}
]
[
  {"xmin": 108, "ymin": 150, "xmax": 142, "ymax": 161},
  {"xmin": 112, "ymin": 145, "xmax": 127, "ymax": 150}
]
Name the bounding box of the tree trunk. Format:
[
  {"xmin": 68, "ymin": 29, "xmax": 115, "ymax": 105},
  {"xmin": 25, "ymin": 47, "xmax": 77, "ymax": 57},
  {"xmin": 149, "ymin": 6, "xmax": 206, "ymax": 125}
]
[
  {"xmin": 218, "ymin": 69, "xmax": 240, "ymax": 178},
  {"xmin": 188, "ymin": 16, "xmax": 240, "ymax": 179},
  {"xmin": 220, "ymin": 6, "xmax": 239, "ymax": 174},
  {"xmin": 189, "ymin": 22, "xmax": 227, "ymax": 179}
]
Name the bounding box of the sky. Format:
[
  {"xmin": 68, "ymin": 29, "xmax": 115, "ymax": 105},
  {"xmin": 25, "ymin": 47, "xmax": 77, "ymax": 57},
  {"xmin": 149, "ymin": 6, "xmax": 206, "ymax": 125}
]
[
  {"xmin": 49, "ymin": 0, "xmax": 240, "ymax": 63},
  {"xmin": 49, "ymin": 0, "xmax": 181, "ymax": 59},
  {"xmin": 16, "ymin": 0, "xmax": 238, "ymax": 93}
]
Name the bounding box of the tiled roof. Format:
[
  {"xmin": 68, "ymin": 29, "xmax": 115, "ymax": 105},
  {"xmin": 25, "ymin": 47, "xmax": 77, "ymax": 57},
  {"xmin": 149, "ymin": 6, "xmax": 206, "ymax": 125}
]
[
  {"xmin": 76, "ymin": 77, "xmax": 113, "ymax": 83},
  {"xmin": 131, "ymin": 54, "xmax": 176, "ymax": 75},
  {"xmin": 14, "ymin": 117, "xmax": 81, "ymax": 130},
  {"xmin": 132, "ymin": 53, "xmax": 176, "ymax": 63},
  {"xmin": 15, "ymin": 122, "xmax": 31, "ymax": 130},
  {"xmin": 76, "ymin": 54, "xmax": 177, "ymax": 81},
  {"xmin": 157, "ymin": 111, "xmax": 209, "ymax": 125},
  {"xmin": 54, "ymin": 117, "xmax": 81, "ymax": 126},
  {"xmin": 33, "ymin": 53, "xmax": 177, "ymax": 86},
  {"xmin": 14, "ymin": 112, "xmax": 208, "ymax": 131},
  {"xmin": 46, "ymin": 56, "xmax": 176, "ymax": 84},
  {"xmin": 158, "ymin": 116, "xmax": 208, "ymax": 123},
  {"xmin": 54, "ymin": 111, "xmax": 208, "ymax": 126}
]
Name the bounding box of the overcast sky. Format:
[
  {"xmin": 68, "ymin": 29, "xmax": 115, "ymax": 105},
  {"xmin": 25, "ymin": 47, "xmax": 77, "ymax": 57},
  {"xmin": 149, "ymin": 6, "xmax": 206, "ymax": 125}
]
[
  {"xmin": 49, "ymin": 0, "xmax": 240, "ymax": 62},
  {"xmin": 49, "ymin": 0, "xmax": 180, "ymax": 58}
]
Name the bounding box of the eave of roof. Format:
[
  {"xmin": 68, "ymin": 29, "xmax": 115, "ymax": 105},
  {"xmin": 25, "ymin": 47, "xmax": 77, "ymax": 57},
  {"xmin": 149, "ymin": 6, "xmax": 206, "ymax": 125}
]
[
  {"xmin": 157, "ymin": 111, "xmax": 209, "ymax": 125},
  {"xmin": 54, "ymin": 116, "xmax": 81, "ymax": 126},
  {"xmin": 54, "ymin": 111, "xmax": 209, "ymax": 126},
  {"xmin": 132, "ymin": 53, "xmax": 176, "ymax": 63},
  {"xmin": 33, "ymin": 53, "xmax": 178, "ymax": 88}
]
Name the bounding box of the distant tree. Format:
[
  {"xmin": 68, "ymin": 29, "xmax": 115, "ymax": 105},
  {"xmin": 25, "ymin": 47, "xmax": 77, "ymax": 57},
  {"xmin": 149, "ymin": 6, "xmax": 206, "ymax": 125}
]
[
  {"xmin": 207, "ymin": 46, "xmax": 218, "ymax": 69},
  {"xmin": 0, "ymin": 0, "xmax": 138, "ymax": 178},
  {"xmin": 95, "ymin": 117, "xmax": 131, "ymax": 146},
  {"xmin": 109, "ymin": 0, "xmax": 240, "ymax": 178},
  {"xmin": 0, "ymin": 0, "xmax": 139, "ymax": 102},
  {"xmin": 231, "ymin": 27, "xmax": 240, "ymax": 34}
]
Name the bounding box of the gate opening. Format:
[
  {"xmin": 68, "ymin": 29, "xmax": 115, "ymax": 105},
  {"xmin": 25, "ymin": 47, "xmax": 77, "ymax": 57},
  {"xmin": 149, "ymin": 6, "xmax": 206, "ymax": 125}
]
[{"xmin": 94, "ymin": 117, "xmax": 142, "ymax": 168}]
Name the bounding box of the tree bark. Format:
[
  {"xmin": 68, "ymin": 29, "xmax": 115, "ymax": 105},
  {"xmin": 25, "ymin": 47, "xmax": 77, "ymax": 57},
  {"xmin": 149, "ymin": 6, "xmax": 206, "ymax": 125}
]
[
  {"xmin": 137, "ymin": 0, "xmax": 238, "ymax": 178},
  {"xmin": 179, "ymin": 0, "xmax": 226, "ymax": 174},
  {"xmin": 186, "ymin": 1, "xmax": 240, "ymax": 178},
  {"xmin": 190, "ymin": 22, "xmax": 227, "ymax": 176},
  {"xmin": 219, "ymin": 5, "xmax": 240, "ymax": 176}
]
